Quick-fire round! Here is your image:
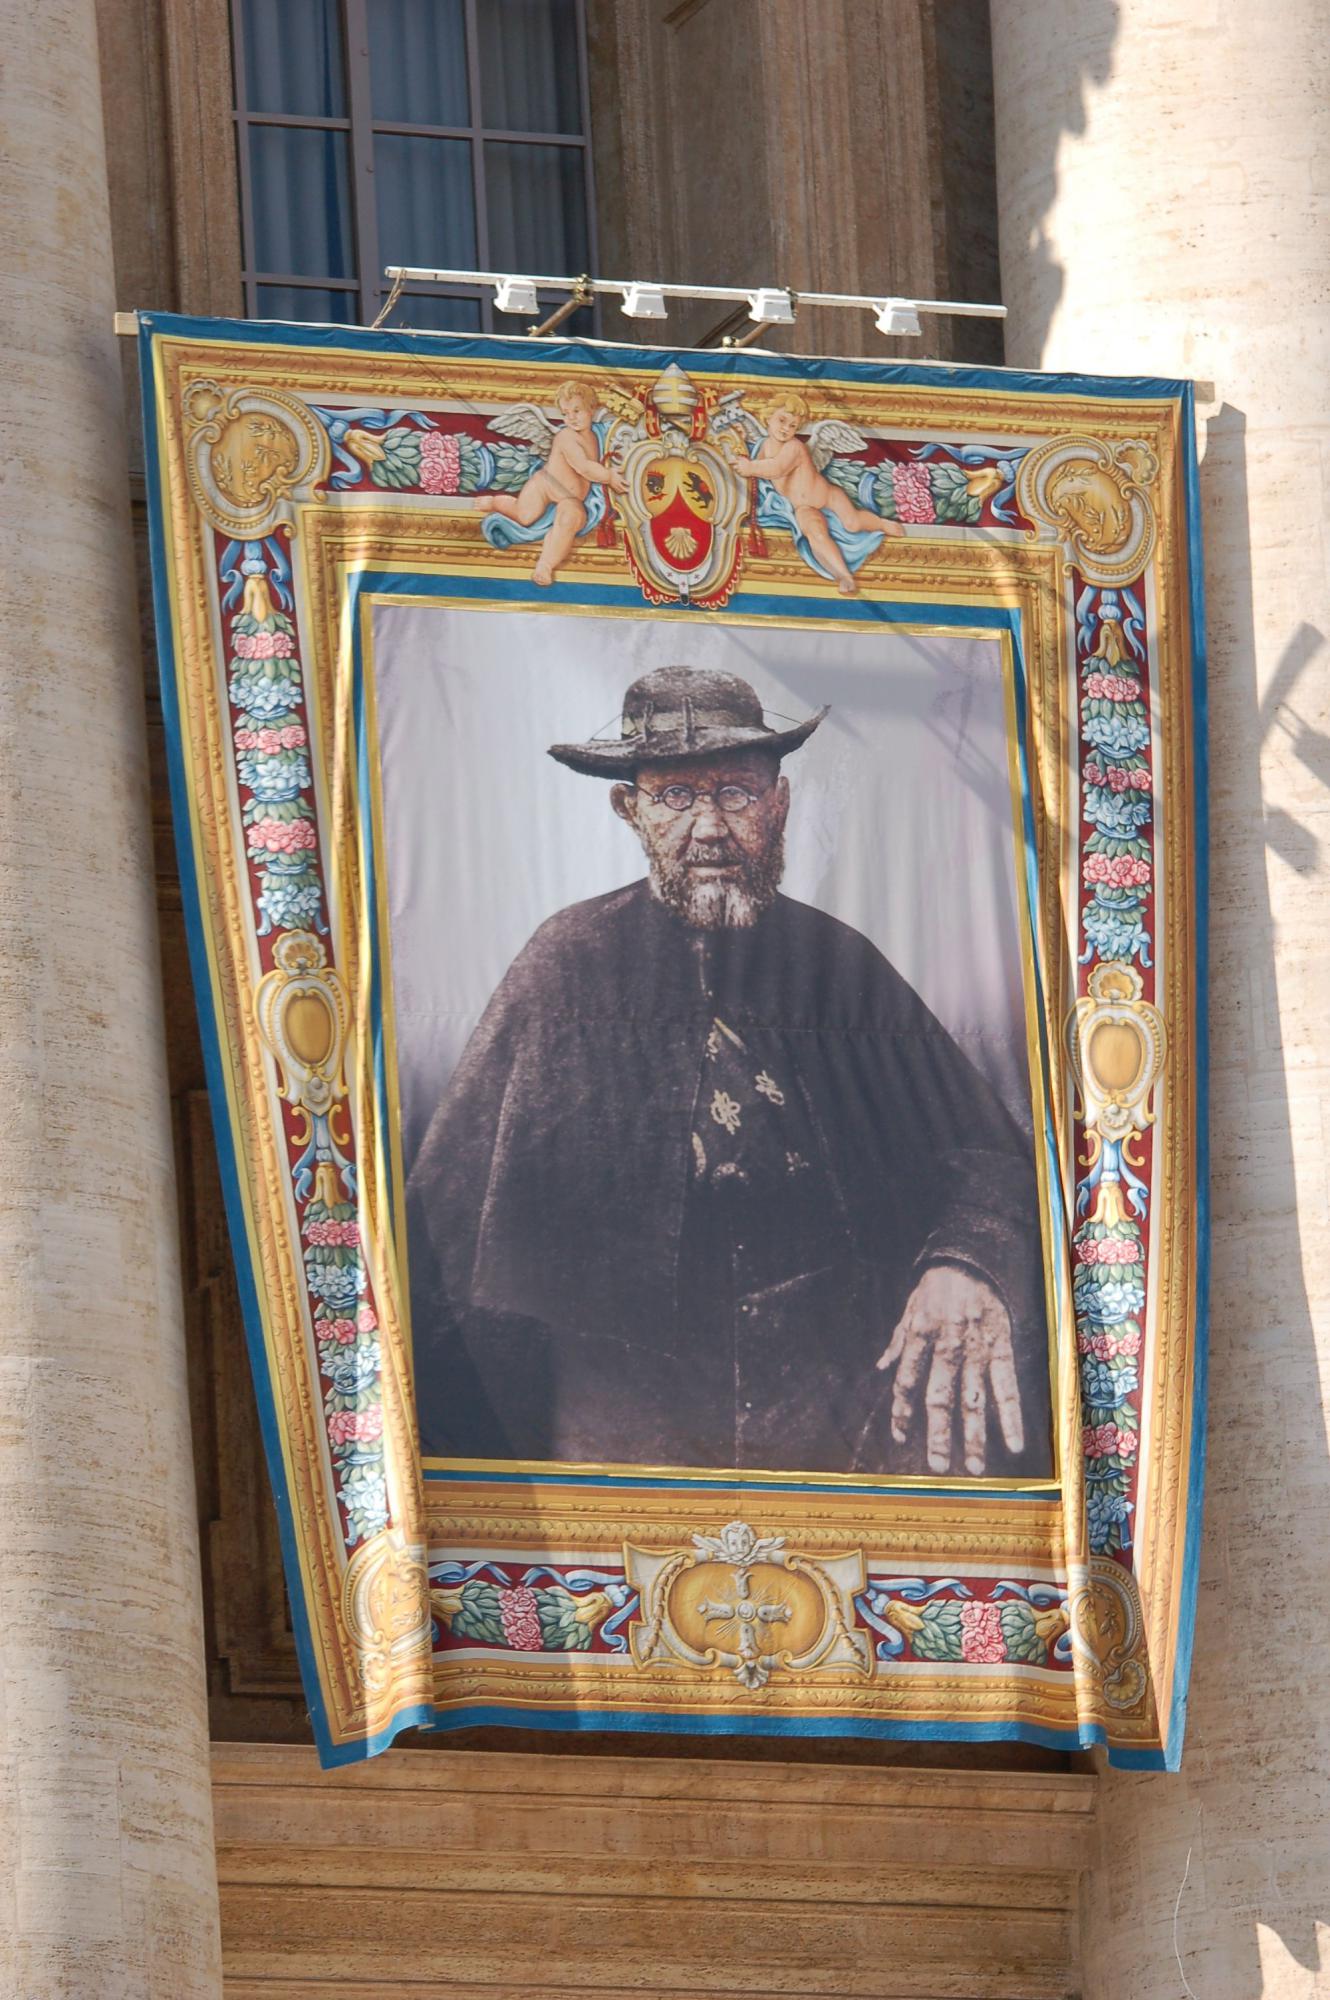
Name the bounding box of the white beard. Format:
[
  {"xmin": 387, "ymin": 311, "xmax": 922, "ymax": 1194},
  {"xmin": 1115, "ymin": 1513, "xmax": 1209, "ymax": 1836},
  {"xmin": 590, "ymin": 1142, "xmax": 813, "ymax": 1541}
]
[
  {"xmin": 664, "ymin": 872, "xmax": 765, "ymax": 928},
  {"xmin": 646, "ymin": 830, "xmax": 785, "ymax": 930}
]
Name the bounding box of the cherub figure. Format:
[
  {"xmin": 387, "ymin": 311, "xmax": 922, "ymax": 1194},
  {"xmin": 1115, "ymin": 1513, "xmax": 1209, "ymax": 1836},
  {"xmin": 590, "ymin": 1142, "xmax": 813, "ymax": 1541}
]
[
  {"xmin": 721, "ymin": 391, "xmax": 902, "ymax": 594},
  {"xmin": 476, "ymin": 380, "xmax": 628, "ymax": 586}
]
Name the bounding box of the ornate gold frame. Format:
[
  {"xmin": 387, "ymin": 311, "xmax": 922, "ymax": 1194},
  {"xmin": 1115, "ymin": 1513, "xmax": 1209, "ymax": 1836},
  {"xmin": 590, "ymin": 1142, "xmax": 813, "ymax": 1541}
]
[{"xmin": 144, "ymin": 320, "xmax": 1202, "ymax": 1764}]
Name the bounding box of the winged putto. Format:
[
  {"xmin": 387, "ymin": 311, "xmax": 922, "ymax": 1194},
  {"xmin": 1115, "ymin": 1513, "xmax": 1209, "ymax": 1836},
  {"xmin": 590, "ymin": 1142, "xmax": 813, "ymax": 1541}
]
[
  {"xmin": 476, "ymin": 381, "xmax": 628, "ymax": 586},
  {"xmin": 711, "ymin": 390, "xmax": 903, "ymax": 592}
]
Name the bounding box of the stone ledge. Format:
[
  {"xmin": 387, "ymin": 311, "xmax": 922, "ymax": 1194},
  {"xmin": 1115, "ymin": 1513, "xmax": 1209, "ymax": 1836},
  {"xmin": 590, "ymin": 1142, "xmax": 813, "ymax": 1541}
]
[{"xmin": 213, "ymin": 1742, "xmax": 1094, "ymax": 1998}]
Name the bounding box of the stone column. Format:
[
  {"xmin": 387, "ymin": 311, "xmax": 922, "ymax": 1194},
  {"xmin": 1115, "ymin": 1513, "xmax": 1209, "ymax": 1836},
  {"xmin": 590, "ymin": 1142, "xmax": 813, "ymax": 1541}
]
[
  {"xmin": 991, "ymin": 3, "xmax": 1330, "ymax": 1994},
  {"xmin": 0, "ymin": 0, "xmax": 223, "ymax": 1994}
]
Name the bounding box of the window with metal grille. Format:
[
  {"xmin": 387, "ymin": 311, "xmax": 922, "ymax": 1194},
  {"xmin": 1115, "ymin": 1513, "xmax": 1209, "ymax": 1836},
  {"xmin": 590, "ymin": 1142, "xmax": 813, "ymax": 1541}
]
[{"xmin": 232, "ymin": 0, "xmax": 597, "ymax": 333}]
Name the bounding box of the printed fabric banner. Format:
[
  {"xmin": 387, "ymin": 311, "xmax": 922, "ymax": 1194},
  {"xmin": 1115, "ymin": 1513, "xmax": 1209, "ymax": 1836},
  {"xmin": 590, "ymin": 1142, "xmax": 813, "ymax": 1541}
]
[{"xmin": 140, "ymin": 315, "xmax": 1207, "ymax": 1767}]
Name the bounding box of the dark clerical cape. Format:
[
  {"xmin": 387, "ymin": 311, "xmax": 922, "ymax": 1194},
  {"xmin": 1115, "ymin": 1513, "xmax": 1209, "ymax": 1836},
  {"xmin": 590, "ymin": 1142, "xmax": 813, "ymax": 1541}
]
[{"xmin": 408, "ymin": 881, "xmax": 1052, "ymax": 1477}]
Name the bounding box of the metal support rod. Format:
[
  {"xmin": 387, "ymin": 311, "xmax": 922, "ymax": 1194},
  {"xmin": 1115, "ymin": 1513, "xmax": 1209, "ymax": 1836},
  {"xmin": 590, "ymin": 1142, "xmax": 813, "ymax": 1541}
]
[
  {"xmin": 722, "ymin": 321, "xmax": 775, "ymax": 349},
  {"xmin": 527, "ymin": 277, "xmax": 594, "ymax": 338},
  {"xmin": 696, "ymin": 302, "xmax": 755, "ymax": 348}
]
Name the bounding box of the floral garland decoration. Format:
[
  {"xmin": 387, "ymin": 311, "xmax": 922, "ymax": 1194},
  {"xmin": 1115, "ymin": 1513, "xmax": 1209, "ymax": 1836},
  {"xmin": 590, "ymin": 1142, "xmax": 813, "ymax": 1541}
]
[
  {"xmin": 1073, "ymin": 584, "xmax": 1153, "ymax": 1556},
  {"xmin": 222, "ymin": 535, "xmax": 389, "ymax": 1548}
]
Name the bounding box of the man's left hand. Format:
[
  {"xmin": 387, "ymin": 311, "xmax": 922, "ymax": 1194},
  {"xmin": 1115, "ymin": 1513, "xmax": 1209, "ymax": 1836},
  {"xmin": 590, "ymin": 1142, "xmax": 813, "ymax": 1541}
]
[{"xmin": 875, "ymin": 1264, "xmax": 1024, "ymax": 1475}]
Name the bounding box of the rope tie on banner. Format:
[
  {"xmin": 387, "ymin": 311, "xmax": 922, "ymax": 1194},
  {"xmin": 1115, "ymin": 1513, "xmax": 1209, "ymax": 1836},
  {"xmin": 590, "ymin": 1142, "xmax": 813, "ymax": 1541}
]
[{"xmin": 370, "ymin": 269, "xmax": 406, "ymax": 331}]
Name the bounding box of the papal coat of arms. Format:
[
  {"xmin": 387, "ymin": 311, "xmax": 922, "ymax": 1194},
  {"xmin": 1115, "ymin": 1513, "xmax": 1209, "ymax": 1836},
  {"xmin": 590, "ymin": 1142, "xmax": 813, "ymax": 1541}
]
[
  {"xmin": 468, "ymin": 360, "xmax": 908, "ymax": 607},
  {"xmin": 610, "ymin": 364, "xmax": 749, "ymax": 607}
]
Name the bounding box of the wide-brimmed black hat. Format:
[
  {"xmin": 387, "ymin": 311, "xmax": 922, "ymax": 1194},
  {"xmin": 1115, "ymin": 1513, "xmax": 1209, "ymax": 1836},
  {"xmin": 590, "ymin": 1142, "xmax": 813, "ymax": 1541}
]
[{"xmin": 548, "ymin": 665, "xmax": 828, "ymax": 778}]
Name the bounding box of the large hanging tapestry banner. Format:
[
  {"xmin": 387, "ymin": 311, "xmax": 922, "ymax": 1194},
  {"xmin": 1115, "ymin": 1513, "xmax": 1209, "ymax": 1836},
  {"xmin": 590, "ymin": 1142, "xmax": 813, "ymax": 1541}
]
[{"xmin": 140, "ymin": 315, "xmax": 1207, "ymax": 1767}]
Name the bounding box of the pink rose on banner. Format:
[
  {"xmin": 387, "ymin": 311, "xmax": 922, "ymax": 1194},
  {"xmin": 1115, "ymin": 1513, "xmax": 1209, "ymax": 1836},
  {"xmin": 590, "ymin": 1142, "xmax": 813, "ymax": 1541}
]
[
  {"xmin": 321, "ymin": 1317, "xmax": 358, "ymax": 1345},
  {"xmin": 1114, "ymin": 1426, "xmax": 1138, "ymax": 1460},
  {"xmin": 233, "ymin": 629, "xmax": 296, "ymax": 661},
  {"xmin": 959, "ymin": 1599, "xmax": 1006, "ymax": 1664},
  {"xmin": 1083, "ymin": 1422, "xmax": 1121, "ymax": 1458},
  {"xmin": 328, "ymin": 1407, "xmax": 384, "ymax": 1446},
  {"xmin": 305, "ymin": 1218, "xmax": 360, "ymax": 1247},
  {"xmin": 497, "ymin": 1585, "xmax": 544, "ymax": 1651},
  {"xmin": 890, "ymin": 461, "xmax": 936, "ymax": 524},
  {"xmin": 1076, "ymin": 1237, "xmax": 1143, "ymax": 1266},
  {"xmin": 420, "ymin": 431, "xmax": 463, "ymax": 496},
  {"xmin": 247, "ymin": 817, "xmax": 318, "ymax": 854},
  {"xmin": 1084, "ymin": 672, "xmax": 1142, "ymax": 702},
  {"xmin": 1079, "ymin": 1328, "xmax": 1140, "ymax": 1358},
  {"xmin": 357, "ymin": 1305, "xmax": 379, "ymax": 1334},
  {"xmin": 1083, "ymin": 852, "xmax": 1151, "ymax": 888},
  {"xmin": 1099, "ymin": 1238, "xmax": 1141, "ymax": 1265}
]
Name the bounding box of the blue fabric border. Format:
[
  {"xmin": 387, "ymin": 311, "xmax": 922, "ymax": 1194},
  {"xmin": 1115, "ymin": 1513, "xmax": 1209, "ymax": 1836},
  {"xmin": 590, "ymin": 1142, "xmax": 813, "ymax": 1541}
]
[
  {"xmin": 136, "ymin": 308, "xmax": 1192, "ymax": 407},
  {"xmin": 400, "ymin": 1703, "xmax": 1165, "ymax": 1767},
  {"xmin": 136, "ymin": 314, "xmax": 1206, "ymax": 1772},
  {"xmin": 1159, "ymin": 383, "xmax": 1210, "ymax": 1771}
]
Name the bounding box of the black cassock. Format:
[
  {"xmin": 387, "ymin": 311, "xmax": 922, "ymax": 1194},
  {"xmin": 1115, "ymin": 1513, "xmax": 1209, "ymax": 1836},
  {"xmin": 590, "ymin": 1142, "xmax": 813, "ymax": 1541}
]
[{"xmin": 407, "ymin": 880, "xmax": 1052, "ymax": 1477}]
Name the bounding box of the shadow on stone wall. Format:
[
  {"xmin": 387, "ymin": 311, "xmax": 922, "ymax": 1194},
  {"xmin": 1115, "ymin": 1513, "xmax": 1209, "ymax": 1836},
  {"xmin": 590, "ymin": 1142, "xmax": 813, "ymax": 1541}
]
[
  {"xmin": 1080, "ymin": 411, "xmax": 1329, "ymax": 1999},
  {"xmin": 1177, "ymin": 405, "xmax": 1328, "ymax": 1993},
  {"xmin": 993, "ymin": 0, "xmax": 1120, "ymax": 362}
]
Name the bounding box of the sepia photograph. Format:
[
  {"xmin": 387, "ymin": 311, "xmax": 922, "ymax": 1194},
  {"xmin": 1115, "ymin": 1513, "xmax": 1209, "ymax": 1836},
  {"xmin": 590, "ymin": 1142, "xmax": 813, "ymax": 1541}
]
[{"xmin": 372, "ymin": 604, "xmax": 1054, "ymax": 1481}]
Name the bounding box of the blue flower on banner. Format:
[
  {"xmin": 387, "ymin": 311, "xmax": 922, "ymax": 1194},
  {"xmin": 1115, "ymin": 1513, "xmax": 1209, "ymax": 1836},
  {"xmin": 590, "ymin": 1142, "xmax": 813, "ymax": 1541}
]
[
  {"xmin": 229, "ymin": 669, "xmax": 301, "ymax": 721},
  {"xmin": 1083, "ymin": 712, "xmax": 1151, "ymax": 759},
  {"xmin": 257, "ymin": 877, "xmax": 325, "ymax": 936},
  {"xmin": 236, "ymin": 754, "xmax": 311, "ymax": 801},
  {"xmin": 1081, "ymin": 899, "xmax": 1152, "ymax": 965},
  {"xmin": 1074, "ymin": 1272, "xmax": 1146, "ymax": 1326},
  {"xmin": 338, "ymin": 1467, "xmax": 389, "ymax": 1541},
  {"xmin": 307, "ymin": 1261, "xmax": 367, "ymax": 1314},
  {"xmin": 1086, "ymin": 1486, "xmax": 1134, "ymax": 1552},
  {"xmin": 1084, "ymin": 787, "xmax": 1153, "ymax": 837},
  {"xmin": 326, "ymin": 1344, "xmax": 380, "ymax": 1396},
  {"xmin": 1079, "ymin": 1358, "xmax": 1140, "ymax": 1408}
]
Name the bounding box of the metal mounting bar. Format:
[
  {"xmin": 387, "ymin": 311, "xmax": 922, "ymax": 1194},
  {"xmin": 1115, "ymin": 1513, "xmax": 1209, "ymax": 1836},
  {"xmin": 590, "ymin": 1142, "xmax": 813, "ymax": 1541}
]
[{"xmin": 382, "ymin": 267, "xmax": 1007, "ymax": 324}]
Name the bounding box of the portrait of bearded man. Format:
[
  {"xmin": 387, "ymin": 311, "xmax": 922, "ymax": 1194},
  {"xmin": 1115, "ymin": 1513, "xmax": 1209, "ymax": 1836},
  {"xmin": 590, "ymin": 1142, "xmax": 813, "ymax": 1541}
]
[{"xmin": 407, "ymin": 663, "xmax": 1052, "ymax": 1478}]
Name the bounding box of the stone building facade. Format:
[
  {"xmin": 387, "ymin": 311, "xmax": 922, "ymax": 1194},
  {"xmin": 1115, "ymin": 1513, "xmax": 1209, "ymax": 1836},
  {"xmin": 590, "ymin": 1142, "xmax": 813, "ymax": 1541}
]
[{"xmin": 0, "ymin": 1, "xmax": 1325, "ymax": 1994}]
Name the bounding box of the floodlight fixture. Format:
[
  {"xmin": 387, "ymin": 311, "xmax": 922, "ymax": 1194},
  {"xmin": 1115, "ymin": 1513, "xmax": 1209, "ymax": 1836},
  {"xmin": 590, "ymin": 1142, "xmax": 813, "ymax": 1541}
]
[
  {"xmin": 622, "ymin": 283, "xmax": 668, "ymax": 320},
  {"xmin": 248, "ymin": 268, "xmax": 1010, "ymax": 347},
  {"xmin": 748, "ymin": 288, "xmax": 796, "ymax": 325},
  {"xmin": 875, "ymin": 299, "xmax": 922, "ymax": 338},
  {"xmin": 494, "ymin": 276, "xmax": 539, "ymax": 317}
]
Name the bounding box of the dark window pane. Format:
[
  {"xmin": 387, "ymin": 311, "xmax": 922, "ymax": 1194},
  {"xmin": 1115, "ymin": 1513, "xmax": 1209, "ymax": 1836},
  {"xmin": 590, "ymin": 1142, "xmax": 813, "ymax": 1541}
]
[
  {"xmin": 478, "ymin": 0, "xmax": 581, "ymax": 133},
  {"xmin": 484, "ymin": 141, "xmax": 587, "ymax": 272},
  {"xmin": 368, "ymin": 0, "xmax": 468, "ymax": 125},
  {"xmin": 242, "ymin": 0, "xmax": 346, "ymax": 117},
  {"xmin": 256, "ymin": 284, "xmax": 359, "ymax": 323},
  {"xmin": 386, "ymin": 292, "xmax": 484, "ymax": 331},
  {"xmin": 375, "ymin": 133, "xmax": 476, "ymax": 267},
  {"xmin": 249, "ymin": 126, "xmax": 354, "ymax": 278}
]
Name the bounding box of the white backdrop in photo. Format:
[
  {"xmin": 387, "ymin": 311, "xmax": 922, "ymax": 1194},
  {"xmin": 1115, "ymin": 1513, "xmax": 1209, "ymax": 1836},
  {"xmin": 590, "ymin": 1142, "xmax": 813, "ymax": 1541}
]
[{"xmin": 370, "ymin": 603, "xmax": 1035, "ymax": 1172}]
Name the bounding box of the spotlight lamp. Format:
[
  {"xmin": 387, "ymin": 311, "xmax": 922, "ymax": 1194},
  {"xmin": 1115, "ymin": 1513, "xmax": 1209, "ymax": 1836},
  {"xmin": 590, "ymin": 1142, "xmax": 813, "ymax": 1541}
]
[
  {"xmin": 622, "ymin": 283, "xmax": 668, "ymax": 320},
  {"xmin": 494, "ymin": 276, "xmax": 539, "ymax": 317},
  {"xmin": 748, "ymin": 288, "xmax": 796, "ymax": 325},
  {"xmin": 875, "ymin": 299, "xmax": 922, "ymax": 338}
]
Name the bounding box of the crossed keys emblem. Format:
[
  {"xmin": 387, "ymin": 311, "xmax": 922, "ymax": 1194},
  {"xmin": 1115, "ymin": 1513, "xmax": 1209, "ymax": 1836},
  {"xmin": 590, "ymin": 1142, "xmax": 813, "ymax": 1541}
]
[{"xmin": 696, "ymin": 1566, "xmax": 793, "ymax": 1691}]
